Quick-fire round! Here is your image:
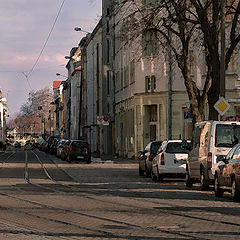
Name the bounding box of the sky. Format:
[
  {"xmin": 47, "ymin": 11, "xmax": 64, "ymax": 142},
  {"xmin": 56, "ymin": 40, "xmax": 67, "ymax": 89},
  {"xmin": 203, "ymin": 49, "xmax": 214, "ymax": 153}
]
[{"xmin": 0, "ymin": 0, "xmax": 102, "ymax": 118}]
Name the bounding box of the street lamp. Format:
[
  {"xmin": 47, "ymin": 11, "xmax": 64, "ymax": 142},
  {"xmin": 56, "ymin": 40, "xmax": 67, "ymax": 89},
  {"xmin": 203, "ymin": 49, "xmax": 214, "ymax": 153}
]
[
  {"xmin": 56, "ymin": 73, "xmax": 67, "ymax": 78},
  {"xmin": 74, "ymin": 27, "xmax": 90, "ymax": 34}
]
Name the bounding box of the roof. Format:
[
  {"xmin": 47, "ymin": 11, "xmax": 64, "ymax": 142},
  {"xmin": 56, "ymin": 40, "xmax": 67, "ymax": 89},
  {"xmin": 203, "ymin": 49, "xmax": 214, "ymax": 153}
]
[{"xmin": 53, "ymin": 81, "xmax": 62, "ymax": 90}]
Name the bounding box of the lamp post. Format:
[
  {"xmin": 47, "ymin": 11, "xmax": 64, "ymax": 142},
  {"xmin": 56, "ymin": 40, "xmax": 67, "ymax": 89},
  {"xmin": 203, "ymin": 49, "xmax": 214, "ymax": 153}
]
[
  {"xmin": 56, "ymin": 73, "xmax": 68, "ymax": 78},
  {"xmin": 74, "ymin": 27, "xmax": 90, "ymax": 34}
]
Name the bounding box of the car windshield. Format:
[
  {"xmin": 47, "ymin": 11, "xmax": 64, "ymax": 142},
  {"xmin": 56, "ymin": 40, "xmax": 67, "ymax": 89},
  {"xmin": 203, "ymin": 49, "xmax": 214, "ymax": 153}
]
[
  {"xmin": 166, "ymin": 142, "xmax": 189, "ymax": 154},
  {"xmin": 150, "ymin": 141, "xmax": 162, "ymax": 154},
  {"xmin": 215, "ymin": 124, "xmax": 240, "ymax": 148}
]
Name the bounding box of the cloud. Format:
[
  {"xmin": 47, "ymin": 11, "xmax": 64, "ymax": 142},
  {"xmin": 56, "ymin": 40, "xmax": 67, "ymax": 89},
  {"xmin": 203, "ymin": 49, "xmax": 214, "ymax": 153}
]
[{"xmin": 0, "ymin": 0, "xmax": 102, "ymax": 116}]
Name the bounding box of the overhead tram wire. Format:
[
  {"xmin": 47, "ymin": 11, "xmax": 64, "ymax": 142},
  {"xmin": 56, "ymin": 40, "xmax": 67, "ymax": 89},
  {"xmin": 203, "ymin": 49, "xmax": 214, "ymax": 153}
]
[{"xmin": 26, "ymin": 0, "xmax": 66, "ymax": 80}]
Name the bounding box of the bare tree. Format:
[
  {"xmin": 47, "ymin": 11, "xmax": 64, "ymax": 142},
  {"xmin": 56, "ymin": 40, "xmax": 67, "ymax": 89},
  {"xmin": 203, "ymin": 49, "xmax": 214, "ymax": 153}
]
[
  {"xmin": 8, "ymin": 87, "xmax": 52, "ymax": 135},
  {"xmin": 116, "ymin": 0, "xmax": 240, "ymax": 122}
]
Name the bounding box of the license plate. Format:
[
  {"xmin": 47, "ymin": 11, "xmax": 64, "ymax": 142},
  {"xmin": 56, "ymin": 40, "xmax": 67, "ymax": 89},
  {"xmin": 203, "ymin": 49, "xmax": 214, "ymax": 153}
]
[{"xmin": 77, "ymin": 156, "xmax": 84, "ymax": 159}]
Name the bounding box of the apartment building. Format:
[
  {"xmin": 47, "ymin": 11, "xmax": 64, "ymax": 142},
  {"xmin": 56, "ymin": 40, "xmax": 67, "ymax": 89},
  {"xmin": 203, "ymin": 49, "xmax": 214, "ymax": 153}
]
[{"xmin": 53, "ymin": 0, "xmax": 240, "ymax": 158}]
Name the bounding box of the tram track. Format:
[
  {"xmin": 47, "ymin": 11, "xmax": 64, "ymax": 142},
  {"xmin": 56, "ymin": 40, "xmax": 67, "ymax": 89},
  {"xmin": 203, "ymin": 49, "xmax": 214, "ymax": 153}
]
[{"xmin": 0, "ymin": 148, "xmax": 235, "ymax": 239}]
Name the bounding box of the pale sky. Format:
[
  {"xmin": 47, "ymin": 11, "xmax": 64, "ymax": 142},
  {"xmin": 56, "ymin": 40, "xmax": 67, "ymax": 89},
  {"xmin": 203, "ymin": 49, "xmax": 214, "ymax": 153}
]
[{"xmin": 0, "ymin": 0, "xmax": 102, "ymax": 118}]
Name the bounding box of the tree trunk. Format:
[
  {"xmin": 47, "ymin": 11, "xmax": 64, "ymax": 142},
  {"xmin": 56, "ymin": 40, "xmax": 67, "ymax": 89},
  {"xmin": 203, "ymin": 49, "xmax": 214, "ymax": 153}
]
[{"xmin": 208, "ymin": 48, "xmax": 221, "ymax": 120}]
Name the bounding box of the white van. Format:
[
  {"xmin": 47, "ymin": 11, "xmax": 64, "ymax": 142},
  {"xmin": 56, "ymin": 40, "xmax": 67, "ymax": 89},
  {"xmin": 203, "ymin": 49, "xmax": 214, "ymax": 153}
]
[{"xmin": 186, "ymin": 120, "xmax": 240, "ymax": 190}]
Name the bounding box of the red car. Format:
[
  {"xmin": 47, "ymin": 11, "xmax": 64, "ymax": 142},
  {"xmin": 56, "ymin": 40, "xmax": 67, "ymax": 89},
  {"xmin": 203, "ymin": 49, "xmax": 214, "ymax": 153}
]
[{"xmin": 214, "ymin": 143, "xmax": 240, "ymax": 201}]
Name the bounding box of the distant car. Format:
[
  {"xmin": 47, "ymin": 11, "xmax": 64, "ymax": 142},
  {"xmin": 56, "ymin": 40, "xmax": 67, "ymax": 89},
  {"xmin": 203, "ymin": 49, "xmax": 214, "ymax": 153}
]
[
  {"xmin": 151, "ymin": 140, "xmax": 191, "ymax": 181},
  {"xmin": 56, "ymin": 139, "xmax": 66, "ymax": 158},
  {"xmin": 45, "ymin": 136, "xmax": 60, "ymax": 153},
  {"xmin": 35, "ymin": 138, "xmax": 45, "ymax": 149},
  {"xmin": 50, "ymin": 138, "xmax": 60, "ymax": 155},
  {"xmin": 138, "ymin": 141, "xmax": 162, "ymax": 177},
  {"xmin": 214, "ymin": 143, "xmax": 240, "ymax": 201},
  {"xmin": 14, "ymin": 142, "xmax": 21, "ymax": 148},
  {"xmin": 61, "ymin": 140, "xmax": 91, "ymax": 163},
  {"xmin": 24, "ymin": 142, "xmax": 34, "ymax": 150}
]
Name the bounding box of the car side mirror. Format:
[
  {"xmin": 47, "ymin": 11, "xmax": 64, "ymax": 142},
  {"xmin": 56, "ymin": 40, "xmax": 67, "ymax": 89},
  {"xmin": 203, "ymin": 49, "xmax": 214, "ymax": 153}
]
[
  {"xmin": 181, "ymin": 140, "xmax": 192, "ymax": 151},
  {"xmin": 138, "ymin": 151, "xmax": 145, "ymax": 155},
  {"xmin": 216, "ymin": 155, "xmax": 226, "ymax": 163}
]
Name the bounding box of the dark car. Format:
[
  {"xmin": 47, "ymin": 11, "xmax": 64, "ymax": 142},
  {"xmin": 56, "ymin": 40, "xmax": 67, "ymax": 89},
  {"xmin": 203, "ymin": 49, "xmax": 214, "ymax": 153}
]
[
  {"xmin": 214, "ymin": 143, "xmax": 240, "ymax": 201},
  {"xmin": 50, "ymin": 138, "xmax": 60, "ymax": 155},
  {"xmin": 61, "ymin": 140, "xmax": 91, "ymax": 163},
  {"xmin": 138, "ymin": 141, "xmax": 162, "ymax": 177},
  {"xmin": 14, "ymin": 141, "xmax": 21, "ymax": 148},
  {"xmin": 56, "ymin": 139, "xmax": 66, "ymax": 158},
  {"xmin": 45, "ymin": 136, "xmax": 60, "ymax": 153}
]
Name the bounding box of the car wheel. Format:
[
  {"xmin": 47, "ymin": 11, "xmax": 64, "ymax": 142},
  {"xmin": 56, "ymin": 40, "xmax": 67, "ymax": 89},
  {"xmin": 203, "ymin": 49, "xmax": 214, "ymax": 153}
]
[
  {"xmin": 145, "ymin": 168, "xmax": 151, "ymax": 178},
  {"xmin": 155, "ymin": 166, "xmax": 163, "ymax": 182},
  {"xmin": 186, "ymin": 169, "xmax": 193, "ymax": 188},
  {"xmin": 200, "ymin": 170, "xmax": 208, "ymax": 191},
  {"xmin": 86, "ymin": 159, "xmax": 91, "ymax": 164},
  {"xmin": 214, "ymin": 175, "xmax": 223, "ymax": 197},
  {"xmin": 151, "ymin": 167, "xmax": 157, "ymax": 181},
  {"xmin": 67, "ymin": 155, "xmax": 71, "ymax": 163},
  {"xmin": 139, "ymin": 165, "xmax": 144, "ymax": 176},
  {"xmin": 231, "ymin": 178, "xmax": 240, "ymax": 201}
]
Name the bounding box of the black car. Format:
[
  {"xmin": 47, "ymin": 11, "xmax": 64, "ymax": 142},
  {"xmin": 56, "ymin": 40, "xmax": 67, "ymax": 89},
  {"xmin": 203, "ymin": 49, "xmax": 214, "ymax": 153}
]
[
  {"xmin": 61, "ymin": 140, "xmax": 91, "ymax": 163},
  {"xmin": 14, "ymin": 141, "xmax": 21, "ymax": 148},
  {"xmin": 45, "ymin": 136, "xmax": 60, "ymax": 153},
  {"xmin": 138, "ymin": 141, "xmax": 162, "ymax": 177}
]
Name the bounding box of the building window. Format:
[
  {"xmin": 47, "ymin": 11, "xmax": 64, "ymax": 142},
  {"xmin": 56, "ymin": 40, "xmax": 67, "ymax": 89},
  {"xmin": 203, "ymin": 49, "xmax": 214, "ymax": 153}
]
[
  {"xmin": 142, "ymin": 30, "xmax": 158, "ymax": 57},
  {"xmin": 149, "ymin": 105, "xmax": 157, "ymax": 122},
  {"xmin": 107, "ymin": 20, "xmax": 109, "ymax": 33},
  {"xmin": 145, "ymin": 76, "xmax": 151, "ymax": 92},
  {"xmin": 145, "ymin": 75, "xmax": 156, "ymax": 92},
  {"xmin": 107, "ymin": 71, "xmax": 111, "ymax": 94},
  {"xmin": 130, "ymin": 60, "xmax": 135, "ymax": 84},
  {"xmin": 124, "ymin": 65, "xmax": 129, "ymax": 87},
  {"xmin": 227, "ymin": 49, "xmax": 237, "ymax": 73},
  {"xmin": 107, "ymin": 39, "xmax": 110, "ymax": 63}
]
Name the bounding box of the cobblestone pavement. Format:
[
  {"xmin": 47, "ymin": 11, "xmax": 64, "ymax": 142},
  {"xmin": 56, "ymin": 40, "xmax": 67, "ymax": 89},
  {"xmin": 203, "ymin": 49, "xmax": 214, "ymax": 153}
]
[{"xmin": 0, "ymin": 148, "xmax": 239, "ymax": 239}]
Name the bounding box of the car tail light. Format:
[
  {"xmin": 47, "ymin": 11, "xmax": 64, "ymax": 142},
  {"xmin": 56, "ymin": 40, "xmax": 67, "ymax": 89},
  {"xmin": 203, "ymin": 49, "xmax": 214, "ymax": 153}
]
[
  {"xmin": 149, "ymin": 154, "xmax": 155, "ymax": 160},
  {"xmin": 69, "ymin": 143, "xmax": 72, "ymax": 152},
  {"xmin": 160, "ymin": 153, "xmax": 165, "ymax": 165},
  {"xmin": 207, "ymin": 152, "xmax": 212, "ymax": 167}
]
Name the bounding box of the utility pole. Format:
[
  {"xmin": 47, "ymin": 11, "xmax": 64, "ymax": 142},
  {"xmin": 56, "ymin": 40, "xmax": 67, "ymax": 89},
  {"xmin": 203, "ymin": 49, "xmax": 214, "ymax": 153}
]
[{"xmin": 220, "ymin": 0, "xmax": 226, "ymax": 98}]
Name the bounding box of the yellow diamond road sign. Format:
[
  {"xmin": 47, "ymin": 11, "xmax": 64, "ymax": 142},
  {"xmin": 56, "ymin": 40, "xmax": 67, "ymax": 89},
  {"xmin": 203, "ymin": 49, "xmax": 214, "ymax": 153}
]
[{"xmin": 214, "ymin": 97, "xmax": 230, "ymax": 116}]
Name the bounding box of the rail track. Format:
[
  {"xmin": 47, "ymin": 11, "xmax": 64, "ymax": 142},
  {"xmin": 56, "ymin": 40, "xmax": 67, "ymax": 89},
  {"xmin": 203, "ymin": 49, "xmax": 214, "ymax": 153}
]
[{"xmin": 0, "ymin": 149, "xmax": 238, "ymax": 239}]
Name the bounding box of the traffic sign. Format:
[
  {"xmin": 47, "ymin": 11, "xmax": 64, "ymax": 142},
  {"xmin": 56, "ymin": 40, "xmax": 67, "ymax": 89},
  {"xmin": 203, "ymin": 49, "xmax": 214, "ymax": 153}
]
[{"xmin": 214, "ymin": 97, "xmax": 230, "ymax": 116}]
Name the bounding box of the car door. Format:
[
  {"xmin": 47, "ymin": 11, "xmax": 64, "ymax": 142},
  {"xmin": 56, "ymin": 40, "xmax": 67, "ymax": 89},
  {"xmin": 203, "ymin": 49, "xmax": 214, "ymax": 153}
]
[
  {"xmin": 221, "ymin": 144, "xmax": 240, "ymax": 186},
  {"xmin": 188, "ymin": 124, "xmax": 204, "ymax": 178},
  {"xmin": 156, "ymin": 141, "xmax": 167, "ymax": 171}
]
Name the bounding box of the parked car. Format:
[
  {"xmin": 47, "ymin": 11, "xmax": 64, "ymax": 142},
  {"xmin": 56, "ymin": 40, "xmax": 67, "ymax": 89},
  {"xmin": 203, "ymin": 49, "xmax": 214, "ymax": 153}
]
[
  {"xmin": 39, "ymin": 140, "xmax": 47, "ymax": 151},
  {"xmin": 45, "ymin": 136, "xmax": 60, "ymax": 153},
  {"xmin": 186, "ymin": 120, "xmax": 240, "ymax": 190},
  {"xmin": 56, "ymin": 139, "xmax": 66, "ymax": 158},
  {"xmin": 151, "ymin": 140, "xmax": 191, "ymax": 182},
  {"xmin": 14, "ymin": 141, "xmax": 21, "ymax": 148},
  {"xmin": 214, "ymin": 143, "xmax": 240, "ymax": 201},
  {"xmin": 50, "ymin": 138, "xmax": 60, "ymax": 155},
  {"xmin": 138, "ymin": 141, "xmax": 162, "ymax": 177},
  {"xmin": 35, "ymin": 138, "xmax": 45, "ymax": 149},
  {"xmin": 24, "ymin": 142, "xmax": 34, "ymax": 150},
  {"xmin": 61, "ymin": 140, "xmax": 91, "ymax": 163}
]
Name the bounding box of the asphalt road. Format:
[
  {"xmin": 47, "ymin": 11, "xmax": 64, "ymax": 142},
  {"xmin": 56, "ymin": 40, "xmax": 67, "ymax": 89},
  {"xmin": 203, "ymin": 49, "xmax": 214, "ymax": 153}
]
[{"xmin": 0, "ymin": 147, "xmax": 239, "ymax": 239}]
